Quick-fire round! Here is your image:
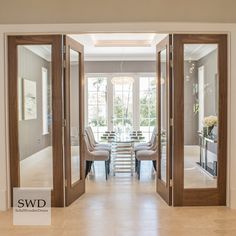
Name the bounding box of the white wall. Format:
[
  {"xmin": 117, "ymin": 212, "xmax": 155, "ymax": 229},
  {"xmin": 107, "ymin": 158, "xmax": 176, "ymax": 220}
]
[{"xmin": 0, "ymin": 23, "xmax": 235, "ymax": 210}]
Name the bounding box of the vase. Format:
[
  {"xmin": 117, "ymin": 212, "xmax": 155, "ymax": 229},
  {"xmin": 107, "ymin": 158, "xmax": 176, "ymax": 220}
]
[
  {"xmin": 207, "ymin": 126, "xmax": 214, "ymax": 136},
  {"xmin": 203, "ymin": 127, "xmax": 208, "ymax": 137}
]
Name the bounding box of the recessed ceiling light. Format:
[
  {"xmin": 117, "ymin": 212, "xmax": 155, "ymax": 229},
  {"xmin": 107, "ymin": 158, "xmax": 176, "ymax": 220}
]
[{"xmin": 94, "ymin": 40, "xmax": 152, "ymax": 47}]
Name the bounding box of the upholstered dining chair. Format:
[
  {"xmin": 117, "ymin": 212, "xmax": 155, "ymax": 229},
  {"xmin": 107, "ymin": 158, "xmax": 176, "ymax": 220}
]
[
  {"xmin": 136, "ymin": 148, "xmax": 158, "ymax": 180},
  {"xmin": 84, "ymin": 134, "xmax": 110, "ymax": 180},
  {"xmin": 86, "ymin": 126, "xmax": 111, "ymax": 150},
  {"xmin": 134, "ymin": 128, "xmax": 157, "ymax": 173},
  {"xmin": 134, "ymin": 127, "xmax": 157, "ymax": 152},
  {"xmin": 85, "ymin": 127, "xmax": 111, "ymax": 174}
]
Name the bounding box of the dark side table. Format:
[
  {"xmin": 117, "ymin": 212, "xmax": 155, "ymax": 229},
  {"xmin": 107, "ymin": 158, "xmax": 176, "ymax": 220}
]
[{"xmin": 197, "ymin": 133, "xmax": 218, "ymax": 177}]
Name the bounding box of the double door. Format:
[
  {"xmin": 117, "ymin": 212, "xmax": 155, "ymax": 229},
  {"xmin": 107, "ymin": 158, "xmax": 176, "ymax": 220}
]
[
  {"xmin": 156, "ymin": 34, "xmax": 227, "ymax": 206},
  {"xmin": 8, "ymin": 33, "xmax": 227, "ymax": 207},
  {"xmin": 8, "ymin": 35, "xmax": 85, "ymax": 206}
]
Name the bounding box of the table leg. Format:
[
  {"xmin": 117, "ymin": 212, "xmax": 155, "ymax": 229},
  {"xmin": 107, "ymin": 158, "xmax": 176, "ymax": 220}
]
[{"xmin": 205, "ymin": 140, "xmax": 208, "ymax": 171}]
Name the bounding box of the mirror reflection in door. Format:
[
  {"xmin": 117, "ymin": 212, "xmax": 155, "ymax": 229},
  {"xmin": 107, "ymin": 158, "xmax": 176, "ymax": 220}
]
[
  {"xmin": 70, "ymin": 48, "xmax": 81, "ymax": 185},
  {"xmin": 160, "ymin": 49, "xmax": 167, "ymax": 183},
  {"xmin": 18, "ymin": 45, "xmax": 53, "ymax": 188},
  {"xmin": 183, "ymin": 44, "xmax": 218, "ymax": 189}
]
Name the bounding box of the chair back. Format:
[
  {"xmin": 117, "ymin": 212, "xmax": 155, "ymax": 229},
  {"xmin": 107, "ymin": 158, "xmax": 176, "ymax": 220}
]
[
  {"xmin": 87, "ymin": 127, "xmax": 97, "ymax": 146},
  {"xmin": 84, "ymin": 132, "xmax": 94, "ymax": 152},
  {"xmin": 151, "ymin": 134, "xmax": 158, "ymax": 150},
  {"xmin": 150, "ymin": 127, "xmax": 157, "ymax": 145},
  {"xmin": 83, "ymin": 134, "xmax": 94, "ymax": 160},
  {"xmin": 85, "ymin": 128, "xmax": 96, "ymax": 149}
]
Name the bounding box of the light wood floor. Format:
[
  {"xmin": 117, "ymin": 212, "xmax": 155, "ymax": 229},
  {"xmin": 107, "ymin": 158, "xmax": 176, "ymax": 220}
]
[
  {"xmin": 1, "ymin": 164, "xmax": 236, "ymax": 236},
  {"xmin": 20, "ymin": 145, "xmax": 217, "ymax": 189}
]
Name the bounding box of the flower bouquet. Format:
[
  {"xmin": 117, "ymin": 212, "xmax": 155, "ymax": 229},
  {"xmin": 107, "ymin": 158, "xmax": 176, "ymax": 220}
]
[{"xmin": 203, "ymin": 115, "xmax": 218, "ymax": 137}]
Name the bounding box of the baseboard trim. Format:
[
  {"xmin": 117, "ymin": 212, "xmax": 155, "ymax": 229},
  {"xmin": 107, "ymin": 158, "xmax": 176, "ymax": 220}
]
[{"xmin": 0, "ymin": 188, "xmax": 7, "ymax": 211}]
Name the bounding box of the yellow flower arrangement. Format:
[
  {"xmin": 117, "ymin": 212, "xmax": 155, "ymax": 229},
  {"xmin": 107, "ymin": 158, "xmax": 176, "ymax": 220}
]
[{"xmin": 203, "ymin": 116, "xmax": 218, "ymax": 127}]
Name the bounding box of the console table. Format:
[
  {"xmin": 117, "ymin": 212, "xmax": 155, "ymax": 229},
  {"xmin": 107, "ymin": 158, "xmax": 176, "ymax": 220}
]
[{"xmin": 197, "ymin": 133, "xmax": 217, "ymax": 177}]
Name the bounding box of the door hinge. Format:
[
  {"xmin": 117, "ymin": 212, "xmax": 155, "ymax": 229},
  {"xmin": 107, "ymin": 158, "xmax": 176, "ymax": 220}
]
[
  {"xmin": 170, "ymin": 45, "xmax": 173, "ymax": 54},
  {"xmin": 169, "ymin": 179, "xmax": 173, "ymax": 187},
  {"xmin": 63, "ymin": 59, "xmax": 66, "ymax": 68},
  {"xmin": 62, "ymin": 45, "xmax": 66, "ymax": 54},
  {"xmin": 170, "ymin": 59, "xmax": 173, "ymax": 68},
  {"xmin": 65, "ymin": 179, "xmax": 68, "ymax": 187},
  {"xmin": 63, "ymin": 119, "xmax": 67, "ymax": 127},
  {"xmin": 170, "ymin": 118, "xmax": 174, "ymax": 126}
]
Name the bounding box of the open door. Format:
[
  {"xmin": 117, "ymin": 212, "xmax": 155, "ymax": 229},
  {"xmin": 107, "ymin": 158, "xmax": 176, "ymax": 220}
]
[
  {"xmin": 64, "ymin": 36, "xmax": 85, "ymax": 206},
  {"xmin": 8, "ymin": 35, "xmax": 64, "ymax": 207},
  {"xmin": 156, "ymin": 35, "xmax": 173, "ymax": 205},
  {"xmin": 172, "ymin": 34, "xmax": 227, "ymax": 206}
]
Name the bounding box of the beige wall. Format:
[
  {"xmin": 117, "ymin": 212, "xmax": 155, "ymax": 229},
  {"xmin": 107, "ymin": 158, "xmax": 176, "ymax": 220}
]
[{"xmin": 0, "ymin": 0, "xmax": 236, "ymax": 24}]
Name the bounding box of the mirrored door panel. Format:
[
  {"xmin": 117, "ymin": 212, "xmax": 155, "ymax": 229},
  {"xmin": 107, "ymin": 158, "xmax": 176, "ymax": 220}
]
[
  {"xmin": 69, "ymin": 48, "xmax": 81, "ymax": 185},
  {"xmin": 8, "ymin": 35, "xmax": 64, "ymax": 207},
  {"xmin": 183, "ymin": 44, "xmax": 218, "ymax": 189},
  {"xmin": 160, "ymin": 49, "xmax": 167, "ymax": 183},
  {"xmin": 156, "ymin": 35, "xmax": 172, "ymax": 205},
  {"xmin": 64, "ymin": 36, "xmax": 85, "ymax": 206},
  {"xmin": 173, "ymin": 34, "xmax": 227, "ymax": 206},
  {"xmin": 17, "ymin": 45, "xmax": 53, "ymax": 189}
]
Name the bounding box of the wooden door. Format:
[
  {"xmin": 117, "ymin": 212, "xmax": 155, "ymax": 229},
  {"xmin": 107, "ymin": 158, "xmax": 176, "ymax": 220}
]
[
  {"xmin": 156, "ymin": 35, "xmax": 173, "ymax": 205},
  {"xmin": 64, "ymin": 36, "xmax": 85, "ymax": 206},
  {"xmin": 172, "ymin": 34, "xmax": 227, "ymax": 206},
  {"xmin": 8, "ymin": 35, "xmax": 64, "ymax": 207}
]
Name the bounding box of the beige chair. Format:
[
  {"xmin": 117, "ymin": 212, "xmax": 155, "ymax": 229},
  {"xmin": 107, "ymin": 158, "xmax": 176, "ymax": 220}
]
[
  {"xmin": 134, "ymin": 127, "xmax": 157, "ymax": 152},
  {"xmin": 85, "ymin": 127, "xmax": 111, "ymax": 174},
  {"xmin": 135, "ymin": 129, "xmax": 158, "ymax": 179},
  {"xmin": 136, "ymin": 148, "xmax": 157, "ymax": 179},
  {"xmin": 86, "ymin": 126, "xmax": 111, "ymax": 150},
  {"xmin": 84, "ymin": 134, "xmax": 110, "ymax": 180},
  {"xmin": 134, "ymin": 129, "xmax": 157, "ymax": 173}
]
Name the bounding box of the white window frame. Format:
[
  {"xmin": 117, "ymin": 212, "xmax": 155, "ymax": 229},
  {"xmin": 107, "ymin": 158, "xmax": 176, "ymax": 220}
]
[{"xmin": 85, "ymin": 72, "xmax": 156, "ymax": 140}]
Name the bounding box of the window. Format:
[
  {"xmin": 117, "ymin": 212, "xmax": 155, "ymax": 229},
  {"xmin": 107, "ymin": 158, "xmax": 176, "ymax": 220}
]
[
  {"xmin": 42, "ymin": 67, "xmax": 49, "ymax": 135},
  {"xmin": 86, "ymin": 74, "xmax": 156, "ymax": 141},
  {"xmin": 87, "ymin": 77, "xmax": 108, "ymax": 141},
  {"xmin": 113, "ymin": 77, "xmax": 133, "ymax": 133},
  {"xmin": 139, "ymin": 77, "xmax": 156, "ymax": 140}
]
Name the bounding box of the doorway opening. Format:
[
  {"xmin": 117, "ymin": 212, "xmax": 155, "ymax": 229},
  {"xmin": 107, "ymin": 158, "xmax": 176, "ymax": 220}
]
[{"xmin": 8, "ymin": 33, "xmax": 227, "ymax": 207}]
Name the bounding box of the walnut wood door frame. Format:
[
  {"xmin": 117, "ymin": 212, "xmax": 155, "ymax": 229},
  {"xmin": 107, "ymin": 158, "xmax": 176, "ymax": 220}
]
[
  {"xmin": 156, "ymin": 35, "xmax": 173, "ymax": 205},
  {"xmin": 8, "ymin": 35, "xmax": 64, "ymax": 207},
  {"xmin": 64, "ymin": 36, "xmax": 85, "ymax": 206},
  {"xmin": 172, "ymin": 34, "xmax": 227, "ymax": 206}
]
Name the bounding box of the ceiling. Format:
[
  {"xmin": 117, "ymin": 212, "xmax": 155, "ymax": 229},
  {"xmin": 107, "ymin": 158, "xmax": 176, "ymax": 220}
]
[
  {"xmin": 184, "ymin": 44, "xmax": 217, "ymax": 60},
  {"xmin": 24, "ymin": 34, "xmax": 218, "ymax": 62},
  {"xmin": 69, "ymin": 33, "xmax": 167, "ymax": 61}
]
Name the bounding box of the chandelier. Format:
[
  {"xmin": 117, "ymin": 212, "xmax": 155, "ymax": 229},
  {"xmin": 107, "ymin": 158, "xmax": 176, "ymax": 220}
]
[{"xmin": 111, "ymin": 76, "xmax": 134, "ymax": 85}]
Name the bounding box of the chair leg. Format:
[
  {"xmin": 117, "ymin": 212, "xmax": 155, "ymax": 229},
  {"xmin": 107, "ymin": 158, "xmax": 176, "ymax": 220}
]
[
  {"xmin": 85, "ymin": 161, "xmax": 92, "ymax": 178},
  {"xmin": 135, "ymin": 158, "xmax": 138, "ymax": 172},
  {"xmin": 152, "ymin": 160, "xmax": 157, "ymax": 171},
  {"xmin": 137, "ymin": 160, "xmax": 141, "ymax": 180},
  {"xmin": 105, "ymin": 160, "xmax": 108, "ymax": 180},
  {"xmin": 108, "ymin": 160, "xmax": 110, "ymax": 174}
]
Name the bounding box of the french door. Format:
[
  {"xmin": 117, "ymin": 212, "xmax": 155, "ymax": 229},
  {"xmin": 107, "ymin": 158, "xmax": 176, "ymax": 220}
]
[
  {"xmin": 156, "ymin": 35, "xmax": 173, "ymax": 205},
  {"xmin": 172, "ymin": 34, "xmax": 227, "ymax": 206},
  {"xmin": 7, "ymin": 33, "xmax": 228, "ymax": 207},
  {"xmin": 156, "ymin": 34, "xmax": 227, "ymax": 206},
  {"xmin": 8, "ymin": 35, "xmax": 64, "ymax": 207},
  {"xmin": 8, "ymin": 35, "xmax": 85, "ymax": 207},
  {"xmin": 63, "ymin": 36, "xmax": 85, "ymax": 206}
]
